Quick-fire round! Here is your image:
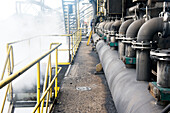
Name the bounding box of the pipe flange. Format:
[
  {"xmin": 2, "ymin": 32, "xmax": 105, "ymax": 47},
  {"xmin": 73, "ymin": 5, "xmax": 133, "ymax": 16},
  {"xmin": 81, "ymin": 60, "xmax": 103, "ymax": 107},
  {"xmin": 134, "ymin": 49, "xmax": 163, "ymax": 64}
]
[
  {"xmin": 150, "ymin": 48, "xmax": 170, "ymax": 61},
  {"xmin": 116, "ymin": 35, "xmax": 125, "ymax": 40},
  {"xmin": 132, "ymin": 41, "xmax": 155, "ymax": 50},
  {"xmin": 122, "ymin": 37, "xmax": 136, "ymax": 44},
  {"xmin": 125, "ymin": 37, "xmax": 136, "ymax": 41},
  {"xmin": 122, "ymin": 40, "xmax": 132, "ymax": 44}
]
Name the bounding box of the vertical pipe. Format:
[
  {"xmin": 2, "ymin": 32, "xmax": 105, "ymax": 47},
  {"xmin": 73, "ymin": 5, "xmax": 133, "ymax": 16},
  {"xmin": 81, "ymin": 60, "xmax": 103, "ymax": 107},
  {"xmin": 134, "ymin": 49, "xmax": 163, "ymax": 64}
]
[
  {"xmin": 136, "ymin": 50, "xmax": 151, "ymax": 81},
  {"xmin": 55, "ymin": 49, "xmax": 58, "ymax": 98},
  {"xmin": 157, "ymin": 61, "xmax": 170, "ymax": 88},
  {"xmin": 37, "ymin": 62, "xmax": 40, "ymax": 113}
]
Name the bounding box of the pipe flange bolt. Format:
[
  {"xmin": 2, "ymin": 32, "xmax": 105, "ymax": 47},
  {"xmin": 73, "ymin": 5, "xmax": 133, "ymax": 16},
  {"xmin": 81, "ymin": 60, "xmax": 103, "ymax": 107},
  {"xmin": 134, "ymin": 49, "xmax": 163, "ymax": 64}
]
[{"xmin": 150, "ymin": 48, "xmax": 170, "ymax": 61}]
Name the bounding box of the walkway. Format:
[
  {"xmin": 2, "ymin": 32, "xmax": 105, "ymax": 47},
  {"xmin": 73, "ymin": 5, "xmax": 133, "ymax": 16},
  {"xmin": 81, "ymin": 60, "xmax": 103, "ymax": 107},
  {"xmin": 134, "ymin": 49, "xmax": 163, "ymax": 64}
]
[{"xmin": 52, "ymin": 39, "xmax": 117, "ymax": 113}]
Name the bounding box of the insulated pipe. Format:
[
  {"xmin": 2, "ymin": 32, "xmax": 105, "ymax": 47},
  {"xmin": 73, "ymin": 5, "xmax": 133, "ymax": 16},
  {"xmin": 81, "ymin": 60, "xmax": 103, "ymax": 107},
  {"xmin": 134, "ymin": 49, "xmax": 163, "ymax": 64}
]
[
  {"xmin": 118, "ymin": 19, "xmax": 134, "ymax": 59},
  {"xmin": 125, "ymin": 19, "xmax": 145, "ymax": 58},
  {"xmin": 136, "ymin": 17, "xmax": 164, "ymax": 81},
  {"xmin": 95, "ymin": 38, "xmax": 164, "ymax": 113}
]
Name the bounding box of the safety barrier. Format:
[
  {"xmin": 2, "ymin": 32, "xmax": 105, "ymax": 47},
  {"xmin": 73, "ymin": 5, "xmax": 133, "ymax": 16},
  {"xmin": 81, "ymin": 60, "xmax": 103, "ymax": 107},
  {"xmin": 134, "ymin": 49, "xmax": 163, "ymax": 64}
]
[{"xmin": 0, "ymin": 28, "xmax": 83, "ymax": 113}]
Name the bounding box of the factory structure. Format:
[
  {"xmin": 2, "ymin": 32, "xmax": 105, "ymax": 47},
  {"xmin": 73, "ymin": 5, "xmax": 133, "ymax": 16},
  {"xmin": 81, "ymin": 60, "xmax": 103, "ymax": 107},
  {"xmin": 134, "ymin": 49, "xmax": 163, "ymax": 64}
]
[{"xmin": 0, "ymin": 0, "xmax": 170, "ymax": 113}]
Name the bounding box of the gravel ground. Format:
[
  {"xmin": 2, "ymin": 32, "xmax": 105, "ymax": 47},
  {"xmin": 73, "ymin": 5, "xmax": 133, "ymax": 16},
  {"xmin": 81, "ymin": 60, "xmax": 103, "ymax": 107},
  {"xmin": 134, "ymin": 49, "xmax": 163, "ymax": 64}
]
[{"xmin": 52, "ymin": 40, "xmax": 117, "ymax": 113}]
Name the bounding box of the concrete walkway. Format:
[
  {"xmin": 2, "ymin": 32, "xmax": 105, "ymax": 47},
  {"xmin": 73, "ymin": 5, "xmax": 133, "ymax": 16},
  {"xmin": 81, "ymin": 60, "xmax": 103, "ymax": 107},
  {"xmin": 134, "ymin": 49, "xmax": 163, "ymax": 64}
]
[{"xmin": 52, "ymin": 40, "xmax": 117, "ymax": 113}]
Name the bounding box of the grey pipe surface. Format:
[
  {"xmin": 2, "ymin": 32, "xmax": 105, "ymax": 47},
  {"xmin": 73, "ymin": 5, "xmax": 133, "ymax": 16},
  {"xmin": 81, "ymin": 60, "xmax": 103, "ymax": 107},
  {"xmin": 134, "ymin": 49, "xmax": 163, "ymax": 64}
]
[
  {"xmin": 126, "ymin": 19, "xmax": 145, "ymax": 38},
  {"xmin": 136, "ymin": 50, "xmax": 151, "ymax": 81},
  {"xmin": 95, "ymin": 38, "xmax": 164, "ymax": 113},
  {"xmin": 125, "ymin": 19, "xmax": 145, "ymax": 58},
  {"xmin": 111, "ymin": 20, "xmax": 122, "ymax": 32},
  {"xmin": 157, "ymin": 61, "xmax": 170, "ymax": 88},
  {"xmin": 136, "ymin": 17, "xmax": 164, "ymax": 81},
  {"xmin": 118, "ymin": 19, "xmax": 134, "ymax": 59},
  {"xmin": 119, "ymin": 19, "xmax": 134, "ymax": 35},
  {"xmin": 106, "ymin": 21, "xmax": 114, "ymax": 31},
  {"xmin": 137, "ymin": 17, "xmax": 163, "ymax": 42}
]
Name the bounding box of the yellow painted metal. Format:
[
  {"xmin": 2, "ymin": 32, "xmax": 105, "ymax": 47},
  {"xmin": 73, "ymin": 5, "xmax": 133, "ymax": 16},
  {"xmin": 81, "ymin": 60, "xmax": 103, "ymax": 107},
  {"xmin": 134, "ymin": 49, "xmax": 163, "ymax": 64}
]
[
  {"xmin": 87, "ymin": 30, "xmax": 93, "ymax": 46},
  {"xmin": 0, "ymin": 26, "xmax": 84, "ymax": 112},
  {"xmin": 49, "ymin": 58, "xmax": 52, "ymax": 99},
  {"xmin": 1, "ymin": 46, "xmax": 12, "ymax": 80},
  {"xmin": 0, "ymin": 44, "xmax": 14, "ymax": 113},
  {"xmin": 58, "ymin": 62, "xmax": 70, "ymax": 65},
  {"xmin": 37, "ymin": 62, "xmax": 40, "ymax": 113},
  {"xmin": 0, "ymin": 84, "xmax": 10, "ymax": 113},
  {"xmin": 55, "ymin": 49, "xmax": 58, "ymax": 98},
  {"xmin": 58, "ymin": 49, "xmax": 70, "ymax": 51},
  {"xmin": 0, "ymin": 43, "xmax": 61, "ymax": 89},
  {"xmin": 32, "ymin": 67, "xmax": 62, "ymax": 113},
  {"xmin": 41, "ymin": 55, "xmax": 50, "ymax": 113},
  {"xmin": 45, "ymin": 91, "xmax": 50, "ymax": 113}
]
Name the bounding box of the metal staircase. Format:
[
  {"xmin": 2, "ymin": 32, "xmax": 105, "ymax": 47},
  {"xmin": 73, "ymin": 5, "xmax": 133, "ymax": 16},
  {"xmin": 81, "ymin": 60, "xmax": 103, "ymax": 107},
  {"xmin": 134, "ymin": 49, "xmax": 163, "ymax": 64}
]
[{"xmin": 62, "ymin": 0, "xmax": 78, "ymax": 34}]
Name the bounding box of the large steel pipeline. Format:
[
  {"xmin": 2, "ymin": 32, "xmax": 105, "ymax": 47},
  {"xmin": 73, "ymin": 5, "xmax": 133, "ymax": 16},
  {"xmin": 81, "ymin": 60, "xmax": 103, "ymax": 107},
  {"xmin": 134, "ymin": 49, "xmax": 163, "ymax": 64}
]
[{"xmin": 95, "ymin": 39, "xmax": 164, "ymax": 113}]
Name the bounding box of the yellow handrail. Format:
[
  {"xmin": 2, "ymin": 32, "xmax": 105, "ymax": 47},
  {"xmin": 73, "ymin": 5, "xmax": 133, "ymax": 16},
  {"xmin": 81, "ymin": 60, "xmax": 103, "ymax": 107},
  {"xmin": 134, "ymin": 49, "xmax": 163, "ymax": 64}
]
[
  {"xmin": 33, "ymin": 67, "xmax": 62, "ymax": 113},
  {"xmin": 0, "ymin": 28, "xmax": 85, "ymax": 113},
  {"xmin": 0, "ymin": 43, "xmax": 61, "ymax": 89}
]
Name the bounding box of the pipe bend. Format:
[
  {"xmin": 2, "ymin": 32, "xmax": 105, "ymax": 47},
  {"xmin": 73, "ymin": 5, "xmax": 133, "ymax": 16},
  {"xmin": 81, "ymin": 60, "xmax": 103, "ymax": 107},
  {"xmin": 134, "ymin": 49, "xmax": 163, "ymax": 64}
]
[
  {"xmin": 137, "ymin": 17, "xmax": 163, "ymax": 42},
  {"xmin": 126, "ymin": 19, "xmax": 145, "ymax": 38},
  {"xmin": 119, "ymin": 19, "xmax": 134, "ymax": 36},
  {"xmin": 111, "ymin": 20, "xmax": 122, "ymax": 32},
  {"xmin": 104, "ymin": 22, "xmax": 111, "ymax": 30},
  {"xmin": 107, "ymin": 21, "xmax": 114, "ymax": 31}
]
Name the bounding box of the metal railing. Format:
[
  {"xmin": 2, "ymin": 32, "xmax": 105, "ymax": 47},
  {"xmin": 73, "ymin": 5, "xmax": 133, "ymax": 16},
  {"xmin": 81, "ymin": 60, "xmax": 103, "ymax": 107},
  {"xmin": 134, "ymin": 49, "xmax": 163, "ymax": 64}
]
[{"xmin": 0, "ymin": 28, "xmax": 83, "ymax": 113}]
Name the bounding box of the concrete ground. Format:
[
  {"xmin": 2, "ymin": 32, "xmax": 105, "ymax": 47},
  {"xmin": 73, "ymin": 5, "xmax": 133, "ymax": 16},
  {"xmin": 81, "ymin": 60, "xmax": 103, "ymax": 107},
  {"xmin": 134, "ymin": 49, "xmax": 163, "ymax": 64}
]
[{"xmin": 52, "ymin": 40, "xmax": 117, "ymax": 113}]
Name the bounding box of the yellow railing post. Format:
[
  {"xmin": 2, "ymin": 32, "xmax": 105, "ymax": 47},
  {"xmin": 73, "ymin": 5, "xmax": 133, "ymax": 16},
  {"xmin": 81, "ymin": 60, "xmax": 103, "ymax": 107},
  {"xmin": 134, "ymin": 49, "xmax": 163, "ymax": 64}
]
[
  {"xmin": 55, "ymin": 49, "xmax": 58, "ymax": 98},
  {"xmin": 0, "ymin": 84, "xmax": 10, "ymax": 113},
  {"xmin": 80, "ymin": 29, "xmax": 82, "ymax": 42},
  {"xmin": 49, "ymin": 56, "xmax": 52, "ymax": 99},
  {"xmin": 37, "ymin": 62, "xmax": 40, "ymax": 113}
]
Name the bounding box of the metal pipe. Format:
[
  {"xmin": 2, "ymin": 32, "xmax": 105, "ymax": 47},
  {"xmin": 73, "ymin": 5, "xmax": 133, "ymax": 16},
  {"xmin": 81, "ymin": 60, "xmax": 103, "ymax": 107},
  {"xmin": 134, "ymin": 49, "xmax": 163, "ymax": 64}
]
[
  {"xmin": 136, "ymin": 17, "xmax": 164, "ymax": 81},
  {"xmin": 161, "ymin": 104, "xmax": 170, "ymax": 113},
  {"xmin": 125, "ymin": 19, "xmax": 145, "ymax": 58},
  {"xmin": 118, "ymin": 19, "xmax": 134, "ymax": 59},
  {"xmin": 157, "ymin": 60, "xmax": 170, "ymax": 87},
  {"xmin": 95, "ymin": 37, "xmax": 164, "ymax": 113},
  {"xmin": 119, "ymin": 19, "xmax": 134, "ymax": 35},
  {"xmin": 128, "ymin": 3, "xmax": 144, "ymax": 12},
  {"xmin": 110, "ymin": 20, "xmax": 122, "ymax": 32},
  {"xmin": 137, "ymin": 17, "xmax": 163, "ymax": 42},
  {"xmin": 126, "ymin": 19, "xmax": 145, "ymax": 39}
]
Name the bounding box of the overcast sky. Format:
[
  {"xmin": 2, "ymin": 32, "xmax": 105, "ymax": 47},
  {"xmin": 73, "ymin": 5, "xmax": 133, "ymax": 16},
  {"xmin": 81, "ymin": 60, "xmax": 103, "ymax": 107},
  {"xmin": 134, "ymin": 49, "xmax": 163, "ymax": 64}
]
[{"xmin": 0, "ymin": 0, "xmax": 62, "ymax": 21}]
